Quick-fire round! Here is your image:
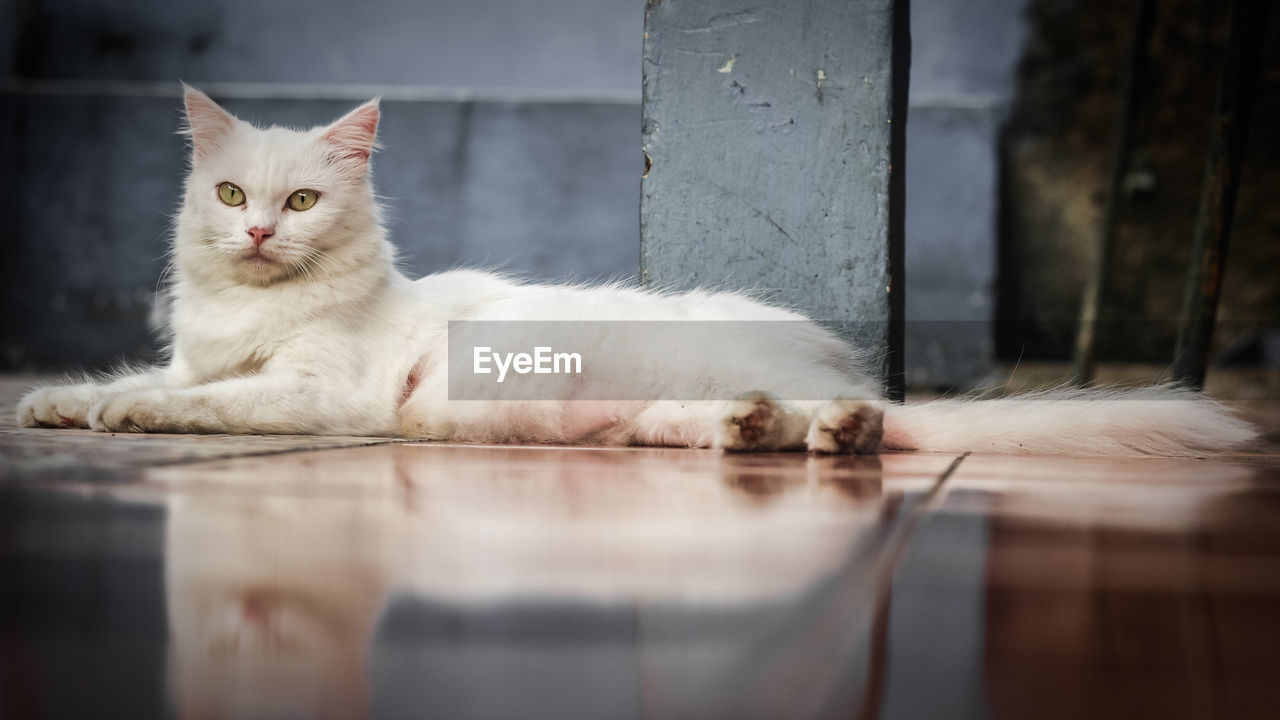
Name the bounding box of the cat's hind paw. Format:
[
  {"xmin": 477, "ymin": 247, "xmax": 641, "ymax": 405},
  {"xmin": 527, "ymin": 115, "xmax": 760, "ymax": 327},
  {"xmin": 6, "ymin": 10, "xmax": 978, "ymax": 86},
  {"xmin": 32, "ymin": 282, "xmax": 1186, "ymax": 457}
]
[
  {"xmin": 806, "ymin": 399, "xmax": 884, "ymax": 454},
  {"xmin": 17, "ymin": 385, "xmax": 101, "ymax": 429},
  {"xmin": 718, "ymin": 392, "xmax": 785, "ymax": 452}
]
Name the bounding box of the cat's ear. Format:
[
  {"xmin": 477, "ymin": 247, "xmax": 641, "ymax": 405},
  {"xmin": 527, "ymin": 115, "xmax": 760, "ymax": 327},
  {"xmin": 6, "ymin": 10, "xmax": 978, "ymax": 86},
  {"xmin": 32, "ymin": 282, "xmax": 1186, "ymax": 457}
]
[
  {"xmin": 320, "ymin": 99, "xmax": 380, "ymax": 173},
  {"xmin": 182, "ymin": 84, "xmax": 237, "ymax": 161}
]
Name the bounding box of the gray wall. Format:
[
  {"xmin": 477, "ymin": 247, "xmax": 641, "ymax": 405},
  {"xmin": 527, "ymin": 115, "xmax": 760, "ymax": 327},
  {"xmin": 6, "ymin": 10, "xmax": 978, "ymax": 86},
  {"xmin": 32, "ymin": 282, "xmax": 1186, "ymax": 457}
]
[
  {"xmin": 905, "ymin": 0, "xmax": 1028, "ymax": 388},
  {"xmin": 5, "ymin": 0, "xmax": 641, "ymax": 90},
  {"xmin": 2, "ymin": 0, "xmax": 644, "ymax": 370}
]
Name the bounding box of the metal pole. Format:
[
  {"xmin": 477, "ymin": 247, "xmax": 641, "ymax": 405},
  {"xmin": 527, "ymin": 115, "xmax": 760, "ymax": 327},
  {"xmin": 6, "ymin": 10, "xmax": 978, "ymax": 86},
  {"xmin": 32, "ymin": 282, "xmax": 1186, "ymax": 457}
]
[
  {"xmin": 887, "ymin": 0, "xmax": 910, "ymax": 403},
  {"xmin": 1171, "ymin": 0, "xmax": 1269, "ymax": 388},
  {"xmin": 1070, "ymin": 0, "xmax": 1158, "ymax": 385}
]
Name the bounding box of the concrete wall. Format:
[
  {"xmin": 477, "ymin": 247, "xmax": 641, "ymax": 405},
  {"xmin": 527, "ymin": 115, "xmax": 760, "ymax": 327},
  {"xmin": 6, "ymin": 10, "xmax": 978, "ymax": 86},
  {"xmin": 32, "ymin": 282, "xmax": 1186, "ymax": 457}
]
[
  {"xmin": 2, "ymin": 0, "xmax": 644, "ymax": 370},
  {"xmin": 6, "ymin": 0, "xmax": 641, "ymax": 90},
  {"xmin": 905, "ymin": 0, "xmax": 1028, "ymax": 388}
]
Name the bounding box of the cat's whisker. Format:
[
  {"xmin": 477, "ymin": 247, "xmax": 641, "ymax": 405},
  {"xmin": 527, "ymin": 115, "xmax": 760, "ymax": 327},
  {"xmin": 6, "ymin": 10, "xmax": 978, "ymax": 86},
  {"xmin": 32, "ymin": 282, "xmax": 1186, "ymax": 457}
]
[
  {"xmin": 153, "ymin": 260, "xmax": 176, "ymax": 294},
  {"xmin": 300, "ymin": 248, "xmax": 339, "ymax": 285},
  {"xmin": 289, "ymin": 248, "xmax": 321, "ymax": 284},
  {"xmin": 297, "ymin": 255, "xmax": 326, "ymax": 287}
]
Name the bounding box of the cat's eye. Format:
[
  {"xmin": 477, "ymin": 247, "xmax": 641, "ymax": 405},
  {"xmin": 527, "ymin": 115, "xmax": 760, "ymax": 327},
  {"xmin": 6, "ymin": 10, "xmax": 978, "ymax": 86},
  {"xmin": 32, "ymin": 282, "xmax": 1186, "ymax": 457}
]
[
  {"xmin": 217, "ymin": 182, "xmax": 246, "ymax": 207},
  {"xmin": 286, "ymin": 189, "xmax": 320, "ymax": 212}
]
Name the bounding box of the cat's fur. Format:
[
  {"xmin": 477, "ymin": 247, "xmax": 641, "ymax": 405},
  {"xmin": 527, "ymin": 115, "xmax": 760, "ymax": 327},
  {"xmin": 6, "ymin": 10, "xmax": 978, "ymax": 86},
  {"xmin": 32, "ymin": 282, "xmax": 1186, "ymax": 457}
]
[{"xmin": 16, "ymin": 87, "xmax": 1258, "ymax": 456}]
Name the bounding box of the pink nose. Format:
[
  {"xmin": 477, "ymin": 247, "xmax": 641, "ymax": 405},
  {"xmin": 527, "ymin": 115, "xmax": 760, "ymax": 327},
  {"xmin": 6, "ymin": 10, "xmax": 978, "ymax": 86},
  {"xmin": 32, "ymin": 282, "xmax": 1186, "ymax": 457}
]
[{"xmin": 247, "ymin": 226, "xmax": 275, "ymax": 247}]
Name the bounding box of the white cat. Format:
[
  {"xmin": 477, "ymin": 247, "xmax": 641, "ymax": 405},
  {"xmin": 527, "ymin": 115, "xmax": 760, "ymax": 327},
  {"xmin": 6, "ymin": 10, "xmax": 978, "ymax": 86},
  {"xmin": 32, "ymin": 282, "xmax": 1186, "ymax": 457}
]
[{"xmin": 16, "ymin": 86, "xmax": 1258, "ymax": 456}]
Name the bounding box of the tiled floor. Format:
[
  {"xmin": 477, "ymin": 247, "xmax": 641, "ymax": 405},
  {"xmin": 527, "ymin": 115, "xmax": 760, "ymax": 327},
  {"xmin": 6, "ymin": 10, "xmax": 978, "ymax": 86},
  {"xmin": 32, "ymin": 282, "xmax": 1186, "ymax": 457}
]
[{"xmin": 1, "ymin": 377, "xmax": 1278, "ymax": 719}]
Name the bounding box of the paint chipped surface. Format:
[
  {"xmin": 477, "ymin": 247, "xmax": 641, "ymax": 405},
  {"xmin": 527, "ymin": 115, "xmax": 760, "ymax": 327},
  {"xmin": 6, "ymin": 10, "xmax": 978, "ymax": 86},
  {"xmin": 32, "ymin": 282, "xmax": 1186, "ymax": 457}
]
[{"xmin": 641, "ymin": 0, "xmax": 902, "ymax": 376}]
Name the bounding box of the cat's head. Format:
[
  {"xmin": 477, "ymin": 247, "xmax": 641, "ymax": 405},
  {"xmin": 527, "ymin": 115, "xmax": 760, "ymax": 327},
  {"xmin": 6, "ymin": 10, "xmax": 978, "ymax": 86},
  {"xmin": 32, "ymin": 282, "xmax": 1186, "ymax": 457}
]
[{"xmin": 176, "ymin": 85, "xmax": 384, "ymax": 286}]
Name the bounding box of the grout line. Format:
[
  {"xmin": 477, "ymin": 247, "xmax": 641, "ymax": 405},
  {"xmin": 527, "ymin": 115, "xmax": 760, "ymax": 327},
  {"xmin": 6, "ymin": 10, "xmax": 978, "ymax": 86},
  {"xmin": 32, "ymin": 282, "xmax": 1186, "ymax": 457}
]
[
  {"xmin": 930, "ymin": 451, "xmax": 970, "ymax": 496},
  {"xmin": 876, "ymin": 452, "xmax": 969, "ymax": 560},
  {"xmin": 857, "ymin": 450, "xmax": 969, "ymax": 720}
]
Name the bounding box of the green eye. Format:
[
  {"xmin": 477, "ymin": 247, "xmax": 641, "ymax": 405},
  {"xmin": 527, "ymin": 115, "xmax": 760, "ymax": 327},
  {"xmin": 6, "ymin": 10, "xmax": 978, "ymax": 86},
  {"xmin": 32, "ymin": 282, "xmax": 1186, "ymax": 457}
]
[
  {"xmin": 286, "ymin": 189, "xmax": 319, "ymax": 211},
  {"xmin": 217, "ymin": 182, "xmax": 245, "ymax": 207}
]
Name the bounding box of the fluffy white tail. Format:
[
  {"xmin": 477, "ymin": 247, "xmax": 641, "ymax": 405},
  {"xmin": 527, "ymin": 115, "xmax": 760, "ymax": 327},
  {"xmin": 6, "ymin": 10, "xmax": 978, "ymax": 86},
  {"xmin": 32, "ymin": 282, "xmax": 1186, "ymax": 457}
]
[{"xmin": 882, "ymin": 385, "xmax": 1259, "ymax": 456}]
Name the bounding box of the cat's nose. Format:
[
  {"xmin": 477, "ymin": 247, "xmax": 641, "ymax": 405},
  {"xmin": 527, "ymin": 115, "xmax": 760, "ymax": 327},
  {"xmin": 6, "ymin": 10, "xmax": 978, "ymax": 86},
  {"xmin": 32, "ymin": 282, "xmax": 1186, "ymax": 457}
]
[{"xmin": 247, "ymin": 226, "xmax": 275, "ymax": 247}]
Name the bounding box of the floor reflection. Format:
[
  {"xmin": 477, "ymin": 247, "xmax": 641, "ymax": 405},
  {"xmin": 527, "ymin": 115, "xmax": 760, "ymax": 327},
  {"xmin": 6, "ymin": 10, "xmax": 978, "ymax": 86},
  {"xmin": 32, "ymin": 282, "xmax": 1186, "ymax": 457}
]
[
  {"xmin": 8, "ymin": 443, "xmax": 1275, "ymax": 719},
  {"xmin": 153, "ymin": 446, "xmax": 918, "ymax": 720},
  {"xmin": 949, "ymin": 457, "xmax": 1280, "ymax": 720}
]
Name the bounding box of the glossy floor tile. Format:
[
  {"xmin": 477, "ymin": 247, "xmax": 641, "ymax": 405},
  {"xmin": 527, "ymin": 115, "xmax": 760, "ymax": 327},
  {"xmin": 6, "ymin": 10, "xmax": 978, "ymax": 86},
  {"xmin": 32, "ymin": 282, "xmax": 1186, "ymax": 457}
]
[{"xmin": 2, "ymin": 380, "xmax": 1279, "ymax": 719}]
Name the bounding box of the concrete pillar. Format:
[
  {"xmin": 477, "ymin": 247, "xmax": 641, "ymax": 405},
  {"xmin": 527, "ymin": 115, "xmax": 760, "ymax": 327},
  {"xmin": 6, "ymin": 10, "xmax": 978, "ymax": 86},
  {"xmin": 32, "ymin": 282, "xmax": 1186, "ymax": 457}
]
[{"xmin": 640, "ymin": 0, "xmax": 908, "ymax": 398}]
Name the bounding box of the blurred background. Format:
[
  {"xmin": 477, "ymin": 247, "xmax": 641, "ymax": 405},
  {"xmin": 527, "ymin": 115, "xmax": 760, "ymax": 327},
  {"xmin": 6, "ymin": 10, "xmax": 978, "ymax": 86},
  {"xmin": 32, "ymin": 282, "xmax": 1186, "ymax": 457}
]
[{"xmin": 1, "ymin": 0, "xmax": 1276, "ymax": 391}]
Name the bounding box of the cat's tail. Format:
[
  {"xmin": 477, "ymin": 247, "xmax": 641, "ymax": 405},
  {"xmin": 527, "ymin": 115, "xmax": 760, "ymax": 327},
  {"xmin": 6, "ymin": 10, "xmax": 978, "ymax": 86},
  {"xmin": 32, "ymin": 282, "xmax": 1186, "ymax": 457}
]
[{"xmin": 880, "ymin": 384, "xmax": 1259, "ymax": 456}]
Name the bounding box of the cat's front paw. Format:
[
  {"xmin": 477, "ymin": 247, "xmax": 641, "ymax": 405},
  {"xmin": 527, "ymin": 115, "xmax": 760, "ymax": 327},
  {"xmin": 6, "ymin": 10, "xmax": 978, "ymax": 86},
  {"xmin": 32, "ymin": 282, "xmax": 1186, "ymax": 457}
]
[
  {"xmin": 89, "ymin": 389, "xmax": 177, "ymax": 433},
  {"xmin": 17, "ymin": 384, "xmax": 102, "ymax": 428},
  {"xmin": 806, "ymin": 399, "xmax": 884, "ymax": 454}
]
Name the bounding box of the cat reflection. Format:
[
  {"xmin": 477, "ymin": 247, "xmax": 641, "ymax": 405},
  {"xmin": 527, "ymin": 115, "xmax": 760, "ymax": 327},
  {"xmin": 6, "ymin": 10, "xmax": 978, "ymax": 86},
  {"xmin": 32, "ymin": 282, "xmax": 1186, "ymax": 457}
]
[
  {"xmin": 161, "ymin": 449, "xmax": 887, "ymax": 719},
  {"xmin": 166, "ymin": 490, "xmax": 396, "ymax": 720}
]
